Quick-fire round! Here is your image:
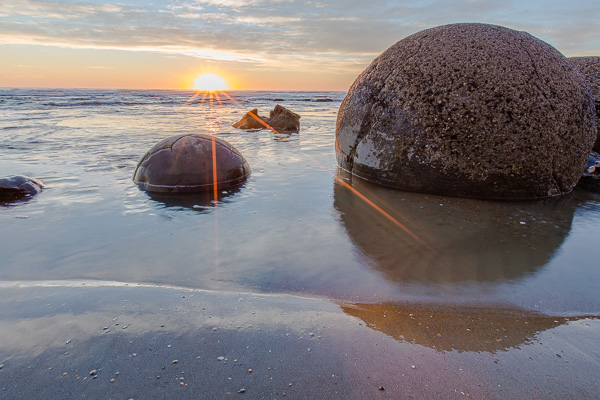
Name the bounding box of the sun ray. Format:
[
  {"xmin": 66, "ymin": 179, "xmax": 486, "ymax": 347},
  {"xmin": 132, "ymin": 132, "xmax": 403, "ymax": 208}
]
[
  {"xmin": 218, "ymin": 91, "xmax": 433, "ymax": 250},
  {"xmin": 182, "ymin": 88, "xmax": 435, "ymax": 252},
  {"xmin": 213, "ymin": 91, "xmax": 224, "ymax": 106},
  {"xmin": 199, "ymin": 91, "xmax": 208, "ymax": 104}
]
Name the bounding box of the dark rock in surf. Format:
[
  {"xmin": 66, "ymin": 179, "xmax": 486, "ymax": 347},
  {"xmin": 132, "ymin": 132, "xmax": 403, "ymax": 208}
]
[
  {"xmin": 132, "ymin": 134, "xmax": 251, "ymax": 193},
  {"xmin": 267, "ymin": 105, "xmax": 301, "ymax": 132},
  {"xmin": 0, "ymin": 175, "xmax": 44, "ymax": 203},
  {"xmin": 232, "ymin": 109, "xmax": 267, "ymax": 130},
  {"xmin": 577, "ymin": 151, "xmax": 600, "ymax": 192},
  {"xmin": 233, "ymin": 105, "xmax": 300, "ymax": 132},
  {"xmin": 336, "ymin": 23, "xmax": 597, "ymax": 200},
  {"xmin": 570, "ymin": 56, "xmax": 600, "ymax": 152}
]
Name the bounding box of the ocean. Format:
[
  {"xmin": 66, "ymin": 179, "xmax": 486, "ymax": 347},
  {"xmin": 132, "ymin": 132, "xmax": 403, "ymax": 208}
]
[{"xmin": 1, "ymin": 87, "xmax": 600, "ymax": 315}]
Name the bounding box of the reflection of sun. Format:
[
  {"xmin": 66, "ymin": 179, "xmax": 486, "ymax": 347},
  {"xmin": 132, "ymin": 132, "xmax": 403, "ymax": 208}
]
[{"xmin": 193, "ymin": 73, "xmax": 228, "ymax": 92}]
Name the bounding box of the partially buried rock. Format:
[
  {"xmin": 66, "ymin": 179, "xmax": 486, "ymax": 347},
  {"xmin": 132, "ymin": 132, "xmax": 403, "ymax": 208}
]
[
  {"xmin": 132, "ymin": 134, "xmax": 251, "ymax": 193},
  {"xmin": 570, "ymin": 56, "xmax": 600, "ymax": 152},
  {"xmin": 233, "ymin": 105, "xmax": 300, "ymax": 132},
  {"xmin": 0, "ymin": 175, "xmax": 44, "ymax": 203},
  {"xmin": 336, "ymin": 23, "xmax": 597, "ymax": 200}
]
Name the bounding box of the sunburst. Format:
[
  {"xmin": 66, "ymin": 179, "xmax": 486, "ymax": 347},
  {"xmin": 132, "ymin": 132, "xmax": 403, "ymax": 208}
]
[{"xmin": 193, "ymin": 73, "xmax": 228, "ymax": 92}]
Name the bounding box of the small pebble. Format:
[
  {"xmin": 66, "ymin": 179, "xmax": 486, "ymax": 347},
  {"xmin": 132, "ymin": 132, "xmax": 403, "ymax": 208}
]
[
  {"xmin": 89, "ymin": 370, "xmax": 97, "ymax": 376},
  {"xmin": 411, "ymin": 365, "xmax": 416, "ymax": 369},
  {"xmin": 62, "ymin": 372, "xmax": 67, "ymax": 376},
  {"xmin": 110, "ymin": 378, "xmax": 115, "ymax": 383},
  {"xmin": 238, "ymin": 388, "xmax": 246, "ymax": 393},
  {"xmin": 379, "ymin": 386, "xmax": 385, "ymax": 391},
  {"xmin": 217, "ymin": 356, "xmax": 225, "ymax": 361},
  {"xmin": 172, "ymin": 360, "xmax": 179, "ymax": 364},
  {"xmin": 248, "ymin": 369, "xmax": 253, "ymax": 373},
  {"xmin": 179, "ymin": 381, "xmax": 185, "ymax": 386}
]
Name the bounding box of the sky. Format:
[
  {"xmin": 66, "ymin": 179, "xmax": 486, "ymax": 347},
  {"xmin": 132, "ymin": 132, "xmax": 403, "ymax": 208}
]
[{"xmin": 1, "ymin": 0, "xmax": 599, "ymax": 91}]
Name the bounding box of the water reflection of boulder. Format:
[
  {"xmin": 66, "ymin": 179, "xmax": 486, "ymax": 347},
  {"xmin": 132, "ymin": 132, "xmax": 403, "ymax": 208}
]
[
  {"xmin": 333, "ymin": 171, "xmax": 577, "ymax": 283},
  {"xmin": 146, "ymin": 184, "xmax": 242, "ymax": 211},
  {"xmin": 340, "ymin": 302, "xmax": 589, "ymax": 353}
]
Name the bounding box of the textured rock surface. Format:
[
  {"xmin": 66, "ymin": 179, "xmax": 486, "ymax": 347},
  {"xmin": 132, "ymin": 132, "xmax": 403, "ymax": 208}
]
[
  {"xmin": 336, "ymin": 23, "xmax": 597, "ymax": 199},
  {"xmin": 232, "ymin": 108, "xmax": 266, "ymax": 130},
  {"xmin": 0, "ymin": 175, "xmax": 44, "ymax": 203},
  {"xmin": 570, "ymin": 56, "xmax": 600, "ymax": 152},
  {"xmin": 133, "ymin": 134, "xmax": 251, "ymax": 193},
  {"xmin": 233, "ymin": 105, "xmax": 300, "ymax": 132}
]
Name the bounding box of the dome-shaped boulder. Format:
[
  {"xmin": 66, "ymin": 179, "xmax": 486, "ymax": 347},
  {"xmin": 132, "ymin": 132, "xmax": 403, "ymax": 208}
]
[
  {"xmin": 336, "ymin": 23, "xmax": 597, "ymax": 199},
  {"xmin": 0, "ymin": 175, "xmax": 44, "ymax": 203},
  {"xmin": 133, "ymin": 134, "xmax": 251, "ymax": 193},
  {"xmin": 570, "ymin": 56, "xmax": 600, "ymax": 152}
]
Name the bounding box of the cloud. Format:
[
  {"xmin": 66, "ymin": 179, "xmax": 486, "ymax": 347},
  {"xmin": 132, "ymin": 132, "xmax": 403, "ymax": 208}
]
[{"xmin": 0, "ymin": 0, "xmax": 598, "ymax": 75}]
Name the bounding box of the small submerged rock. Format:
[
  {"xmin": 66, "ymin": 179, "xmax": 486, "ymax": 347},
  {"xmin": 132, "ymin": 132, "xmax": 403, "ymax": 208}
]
[
  {"xmin": 233, "ymin": 105, "xmax": 300, "ymax": 132},
  {"xmin": 577, "ymin": 152, "xmax": 600, "ymax": 192},
  {"xmin": 0, "ymin": 175, "xmax": 44, "ymax": 203}
]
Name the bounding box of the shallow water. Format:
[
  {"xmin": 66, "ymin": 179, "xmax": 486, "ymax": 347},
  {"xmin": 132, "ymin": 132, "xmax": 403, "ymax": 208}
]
[{"xmin": 1, "ymin": 88, "xmax": 600, "ymax": 316}]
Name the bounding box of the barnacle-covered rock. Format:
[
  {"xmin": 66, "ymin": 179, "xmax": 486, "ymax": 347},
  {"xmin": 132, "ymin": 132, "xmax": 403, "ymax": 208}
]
[{"xmin": 336, "ymin": 23, "xmax": 597, "ymax": 199}]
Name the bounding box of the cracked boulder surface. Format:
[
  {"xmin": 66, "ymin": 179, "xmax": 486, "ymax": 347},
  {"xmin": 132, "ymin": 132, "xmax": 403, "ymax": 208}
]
[
  {"xmin": 336, "ymin": 23, "xmax": 597, "ymax": 200},
  {"xmin": 570, "ymin": 56, "xmax": 600, "ymax": 152},
  {"xmin": 133, "ymin": 134, "xmax": 251, "ymax": 193}
]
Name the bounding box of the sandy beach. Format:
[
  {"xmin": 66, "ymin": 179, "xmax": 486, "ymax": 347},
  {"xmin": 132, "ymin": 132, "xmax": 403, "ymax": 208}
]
[{"xmin": 1, "ymin": 282, "xmax": 599, "ymax": 399}]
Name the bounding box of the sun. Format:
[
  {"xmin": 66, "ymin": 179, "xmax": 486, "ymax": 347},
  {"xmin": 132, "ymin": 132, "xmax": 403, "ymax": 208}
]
[{"xmin": 193, "ymin": 73, "xmax": 228, "ymax": 92}]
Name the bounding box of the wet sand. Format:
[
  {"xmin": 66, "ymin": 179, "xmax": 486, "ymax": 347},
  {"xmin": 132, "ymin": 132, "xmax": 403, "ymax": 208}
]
[{"xmin": 1, "ymin": 282, "xmax": 599, "ymax": 399}]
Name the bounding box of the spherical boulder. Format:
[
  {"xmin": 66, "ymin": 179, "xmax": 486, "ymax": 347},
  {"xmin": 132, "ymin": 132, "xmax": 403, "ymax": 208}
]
[
  {"xmin": 570, "ymin": 56, "xmax": 600, "ymax": 152},
  {"xmin": 133, "ymin": 134, "xmax": 251, "ymax": 193},
  {"xmin": 336, "ymin": 23, "xmax": 597, "ymax": 199}
]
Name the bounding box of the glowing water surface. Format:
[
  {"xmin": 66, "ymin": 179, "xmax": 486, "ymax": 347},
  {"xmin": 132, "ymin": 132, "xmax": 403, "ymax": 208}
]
[{"xmin": 1, "ymin": 88, "xmax": 600, "ymax": 316}]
